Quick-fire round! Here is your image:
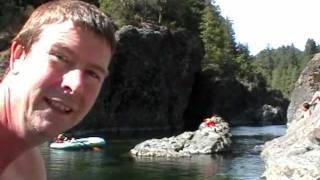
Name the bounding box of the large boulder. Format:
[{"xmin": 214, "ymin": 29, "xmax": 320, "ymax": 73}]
[
  {"xmin": 287, "ymin": 53, "xmax": 320, "ymax": 123},
  {"xmin": 255, "ymin": 104, "xmax": 285, "ymax": 125},
  {"xmin": 130, "ymin": 116, "xmax": 231, "ymax": 157}
]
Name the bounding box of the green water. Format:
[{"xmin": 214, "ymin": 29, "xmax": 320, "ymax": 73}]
[{"xmin": 41, "ymin": 125, "xmax": 286, "ymax": 180}]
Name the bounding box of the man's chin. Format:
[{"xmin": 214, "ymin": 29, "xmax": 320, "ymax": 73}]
[{"xmin": 29, "ymin": 124, "xmax": 63, "ymax": 141}]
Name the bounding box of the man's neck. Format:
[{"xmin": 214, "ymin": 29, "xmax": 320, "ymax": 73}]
[{"xmin": 0, "ymin": 85, "xmax": 29, "ymax": 173}]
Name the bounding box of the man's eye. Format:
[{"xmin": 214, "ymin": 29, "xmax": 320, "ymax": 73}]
[
  {"xmin": 54, "ymin": 54, "xmax": 66, "ymax": 61},
  {"xmin": 86, "ymin": 70, "xmax": 101, "ymax": 80},
  {"xmin": 55, "ymin": 54, "xmax": 64, "ymax": 60},
  {"xmin": 50, "ymin": 52, "xmax": 67, "ymax": 62}
]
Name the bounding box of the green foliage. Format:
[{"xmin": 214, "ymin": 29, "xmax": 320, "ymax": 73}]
[
  {"xmin": 99, "ymin": 0, "xmax": 253, "ymax": 80},
  {"xmin": 253, "ymin": 40, "xmax": 320, "ymax": 98},
  {"xmin": 200, "ymin": 1, "xmax": 237, "ymax": 75},
  {"xmin": 98, "ymin": 0, "xmax": 320, "ymax": 99},
  {"xmin": 99, "ymin": 0, "xmax": 205, "ymax": 34},
  {"xmin": 300, "ymin": 38, "xmax": 319, "ymax": 69},
  {"xmin": 304, "ymin": 38, "xmax": 318, "ymax": 56},
  {"xmin": 199, "ymin": 1, "xmax": 258, "ymax": 84}
]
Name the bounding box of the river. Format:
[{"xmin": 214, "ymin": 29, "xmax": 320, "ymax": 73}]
[{"xmin": 41, "ymin": 125, "xmax": 286, "ymax": 180}]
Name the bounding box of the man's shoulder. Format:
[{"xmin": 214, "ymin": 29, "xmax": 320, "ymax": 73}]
[{"xmin": 0, "ymin": 148, "xmax": 46, "ymax": 180}]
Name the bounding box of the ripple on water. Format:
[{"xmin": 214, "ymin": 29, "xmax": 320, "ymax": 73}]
[
  {"xmin": 41, "ymin": 125, "xmax": 286, "ymax": 180},
  {"xmin": 231, "ymin": 125, "xmax": 287, "ymax": 137}
]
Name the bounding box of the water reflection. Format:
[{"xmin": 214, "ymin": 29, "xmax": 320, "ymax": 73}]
[
  {"xmin": 42, "ymin": 142, "xmax": 228, "ymax": 180},
  {"xmin": 41, "ymin": 126, "xmax": 286, "ymax": 180},
  {"xmin": 41, "ymin": 143, "xmax": 106, "ymax": 179},
  {"xmin": 131, "ymin": 155, "xmax": 222, "ymax": 179}
]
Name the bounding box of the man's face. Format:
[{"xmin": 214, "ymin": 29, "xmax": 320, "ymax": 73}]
[{"xmin": 9, "ymin": 21, "xmax": 112, "ymax": 138}]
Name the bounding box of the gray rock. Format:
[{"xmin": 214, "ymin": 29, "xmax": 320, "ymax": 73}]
[
  {"xmin": 130, "ymin": 116, "xmax": 231, "ymax": 157},
  {"xmin": 256, "ymin": 104, "xmax": 284, "ymax": 125},
  {"xmin": 287, "ymin": 53, "xmax": 320, "ymax": 123},
  {"xmin": 262, "ymin": 54, "xmax": 320, "ymax": 179},
  {"xmin": 261, "ymin": 92, "xmax": 320, "ymax": 179}
]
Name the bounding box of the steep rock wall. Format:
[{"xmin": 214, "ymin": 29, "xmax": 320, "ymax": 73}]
[
  {"xmin": 287, "ymin": 53, "xmax": 320, "ymax": 123},
  {"xmin": 75, "ymin": 26, "xmax": 204, "ymax": 135}
]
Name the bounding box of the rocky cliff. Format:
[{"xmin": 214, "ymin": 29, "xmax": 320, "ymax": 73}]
[
  {"xmin": 75, "ymin": 25, "xmax": 204, "ymax": 136},
  {"xmin": 287, "ymin": 53, "xmax": 320, "ymax": 123},
  {"xmin": 261, "ymin": 53, "xmax": 320, "ymax": 179},
  {"xmin": 183, "ymin": 71, "xmax": 287, "ymax": 128}
]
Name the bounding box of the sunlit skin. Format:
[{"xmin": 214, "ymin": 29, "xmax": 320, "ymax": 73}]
[
  {"xmin": 0, "ymin": 21, "xmax": 112, "ymax": 179},
  {"xmin": 6, "ymin": 21, "xmax": 111, "ymax": 139}
]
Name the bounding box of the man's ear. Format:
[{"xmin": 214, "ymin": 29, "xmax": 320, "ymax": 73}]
[{"xmin": 9, "ymin": 41, "xmax": 25, "ymax": 70}]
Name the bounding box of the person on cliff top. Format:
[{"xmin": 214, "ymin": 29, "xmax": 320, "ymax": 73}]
[
  {"xmin": 0, "ymin": 1, "xmax": 116, "ymax": 179},
  {"xmin": 300, "ymin": 95, "xmax": 320, "ymax": 118}
]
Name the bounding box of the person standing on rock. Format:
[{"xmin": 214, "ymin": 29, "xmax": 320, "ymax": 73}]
[{"xmin": 0, "ymin": 1, "xmax": 116, "ymax": 179}]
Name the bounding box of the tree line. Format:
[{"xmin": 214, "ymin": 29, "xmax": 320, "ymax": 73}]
[
  {"xmin": 2, "ymin": 0, "xmax": 319, "ymax": 99},
  {"xmin": 253, "ymin": 39, "xmax": 319, "ymax": 98},
  {"xmin": 99, "ymin": 0, "xmax": 320, "ymax": 99}
]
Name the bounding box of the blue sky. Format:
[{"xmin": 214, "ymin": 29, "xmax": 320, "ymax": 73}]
[{"xmin": 215, "ymin": 0, "xmax": 320, "ymax": 55}]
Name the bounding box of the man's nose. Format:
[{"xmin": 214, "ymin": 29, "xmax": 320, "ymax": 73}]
[{"xmin": 61, "ymin": 69, "xmax": 84, "ymax": 95}]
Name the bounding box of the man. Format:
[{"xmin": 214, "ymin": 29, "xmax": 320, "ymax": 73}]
[{"xmin": 0, "ymin": 0, "xmax": 116, "ymax": 179}]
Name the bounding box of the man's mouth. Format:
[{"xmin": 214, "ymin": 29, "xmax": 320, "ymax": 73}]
[{"xmin": 45, "ymin": 97, "xmax": 73, "ymax": 114}]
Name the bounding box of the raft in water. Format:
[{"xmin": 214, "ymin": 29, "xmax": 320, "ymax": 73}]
[{"xmin": 50, "ymin": 137, "xmax": 106, "ymax": 150}]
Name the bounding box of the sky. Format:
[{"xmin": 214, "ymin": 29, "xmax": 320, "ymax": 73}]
[{"xmin": 214, "ymin": 0, "xmax": 320, "ymax": 55}]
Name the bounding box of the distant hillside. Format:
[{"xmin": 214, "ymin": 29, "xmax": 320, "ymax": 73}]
[{"xmin": 253, "ymin": 40, "xmax": 320, "ymax": 98}]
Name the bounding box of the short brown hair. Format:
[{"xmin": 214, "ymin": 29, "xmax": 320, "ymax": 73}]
[{"xmin": 13, "ymin": 0, "xmax": 116, "ymax": 54}]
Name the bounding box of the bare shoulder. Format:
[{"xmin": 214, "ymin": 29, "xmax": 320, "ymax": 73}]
[{"xmin": 0, "ymin": 147, "xmax": 46, "ymax": 180}]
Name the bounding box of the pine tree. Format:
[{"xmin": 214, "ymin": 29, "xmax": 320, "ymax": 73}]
[
  {"xmin": 304, "ymin": 38, "xmax": 318, "ymax": 56},
  {"xmin": 200, "ymin": 1, "xmax": 233, "ymax": 73}
]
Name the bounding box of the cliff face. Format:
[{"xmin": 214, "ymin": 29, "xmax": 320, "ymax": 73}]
[
  {"xmin": 67, "ymin": 25, "xmax": 287, "ymax": 135},
  {"xmin": 183, "ymin": 71, "xmax": 287, "ymax": 128},
  {"xmin": 261, "ymin": 54, "xmax": 320, "ymax": 179},
  {"xmin": 287, "ymin": 53, "xmax": 320, "ymax": 123},
  {"xmin": 74, "ymin": 26, "xmax": 204, "ymax": 135}
]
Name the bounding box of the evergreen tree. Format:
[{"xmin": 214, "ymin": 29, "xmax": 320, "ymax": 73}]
[
  {"xmin": 253, "ymin": 48, "xmax": 274, "ymax": 85},
  {"xmin": 98, "ymin": 0, "xmax": 205, "ymax": 34},
  {"xmin": 304, "ymin": 38, "xmax": 318, "ymax": 56},
  {"xmin": 300, "ymin": 38, "xmax": 319, "ymax": 70},
  {"xmin": 200, "ymin": 1, "xmax": 236, "ymax": 75},
  {"xmin": 253, "ymin": 45, "xmax": 303, "ymax": 98}
]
